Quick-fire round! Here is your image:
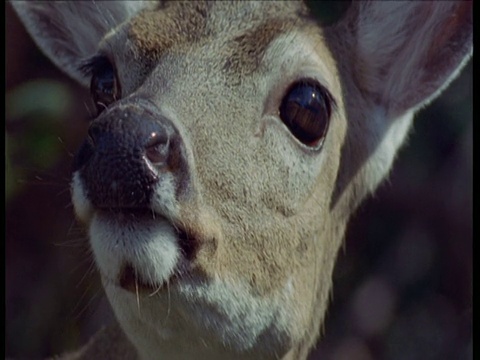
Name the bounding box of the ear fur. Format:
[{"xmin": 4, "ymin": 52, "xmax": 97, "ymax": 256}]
[
  {"xmin": 10, "ymin": 1, "xmax": 155, "ymax": 86},
  {"xmin": 324, "ymin": 1, "xmax": 472, "ymax": 211},
  {"xmin": 337, "ymin": 0, "xmax": 472, "ymax": 117}
]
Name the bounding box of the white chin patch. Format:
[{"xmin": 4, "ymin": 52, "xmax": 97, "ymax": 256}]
[{"xmin": 89, "ymin": 211, "xmax": 181, "ymax": 288}]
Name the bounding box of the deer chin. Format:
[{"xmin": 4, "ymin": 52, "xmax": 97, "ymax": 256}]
[
  {"xmin": 78, "ymin": 194, "xmax": 298, "ymax": 357},
  {"xmin": 72, "ymin": 176, "xmax": 302, "ymax": 357},
  {"xmin": 88, "ymin": 209, "xmax": 183, "ymax": 296},
  {"xmin": 71, "ymin": 172, "xmax": 189, "ymax": 294},
  {"xmin": 102, "ymin": 253, "xmax": 297, "ymax": 360}
]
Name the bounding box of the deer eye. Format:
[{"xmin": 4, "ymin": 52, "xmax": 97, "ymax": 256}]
[
  {"xmin": 279, "ymin": 81, "xmax": 333, "ymax": 147},
  {"xmin": 87, "ymin": 56, "xmax": 121, "ymax": 114}
]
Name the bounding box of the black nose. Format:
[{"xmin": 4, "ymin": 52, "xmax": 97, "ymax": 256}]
[{"xmin": 73, "ymin": 102, "xmax": 182, "ymax": 209}]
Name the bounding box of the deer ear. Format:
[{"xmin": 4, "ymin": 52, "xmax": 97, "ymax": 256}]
[
  {"xmin": 11, "ymin": 1, "xmax": 154, "ymax": 86},
  {"xmin": 339, "ymin": 1, "xmax": 472, "ymax": 116}
]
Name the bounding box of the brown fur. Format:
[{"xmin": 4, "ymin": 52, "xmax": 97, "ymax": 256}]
[
  {"xmin": 129, "ymin": 1, "xmax": 309, "ymax": 77},
  {"xmin": 129, "ymin": 1, "xmax": 210, "ymax": 59},
  {"xmin": 223, "ymin": 18, "xmax": 298, "ymax": 75}
]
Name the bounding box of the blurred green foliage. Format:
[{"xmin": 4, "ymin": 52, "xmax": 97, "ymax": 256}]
[{"xmin": 5, "ymin": 80, "xmax": 74, "ymax": 202}]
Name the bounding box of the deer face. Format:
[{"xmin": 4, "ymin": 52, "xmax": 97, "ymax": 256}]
[
  {"xmin": 11, "ymin": 1, "xmax": 471, "ymax": 359},
  {"xmin": 70, "ymin": 4, "xmax": 347, "ymax": 357}
]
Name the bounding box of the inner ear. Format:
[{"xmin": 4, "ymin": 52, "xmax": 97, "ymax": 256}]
[
  {"xmin": 329, "ymin": 1, "xmax": 472, "ymax": 117},
  {"xmin": 10, "ymin": 1, "xmax": 153, "ymax": 86}
]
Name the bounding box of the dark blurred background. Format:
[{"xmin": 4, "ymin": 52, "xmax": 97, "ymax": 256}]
[{"xmin": 5, "ymin": 3, "xmax": 472, "ymax": 360}]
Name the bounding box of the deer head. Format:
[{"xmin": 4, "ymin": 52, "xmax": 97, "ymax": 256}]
[{"xmin": 11, "ymin": 1, "xmax": 472, "ymax": 359}]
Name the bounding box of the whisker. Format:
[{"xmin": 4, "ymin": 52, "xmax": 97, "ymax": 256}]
[
  {"xmin": 135, "ymin": 270, "xmax": 141, "ymax": 314},
  {"xmin": 71, "ymin": 279, "xmax": 101, "ymax": 321}
]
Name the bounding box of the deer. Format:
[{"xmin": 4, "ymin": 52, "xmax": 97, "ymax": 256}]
[{"xmin": 10, "ymin": 1, "xmax": 472, "ymax": 359}]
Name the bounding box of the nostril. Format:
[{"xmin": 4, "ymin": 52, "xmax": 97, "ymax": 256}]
[
  {"xmin": 72, "ymin": 103, "xmax": 188, "ymax": 209},
  {"xmin": 145, "ymin": 132, "xmax": 169, "ymax": 165}
]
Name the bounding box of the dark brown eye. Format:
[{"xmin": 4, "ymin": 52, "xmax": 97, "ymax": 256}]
[
  {"xmin": 89, "ymin": 56, "xmax": 121, "ymax": 114},
  {"xmin": 279, "ymin": 81, "xmax": 332, "ymax": 147}
]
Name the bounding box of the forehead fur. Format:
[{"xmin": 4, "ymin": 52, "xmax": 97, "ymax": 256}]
[
  {"xmin": 128, "ymin": 1, "xmax": 310, "ymax": 75},
  {"xmin": 129, "ymin": 1, "xmax": 210, "ymax": 59}
]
